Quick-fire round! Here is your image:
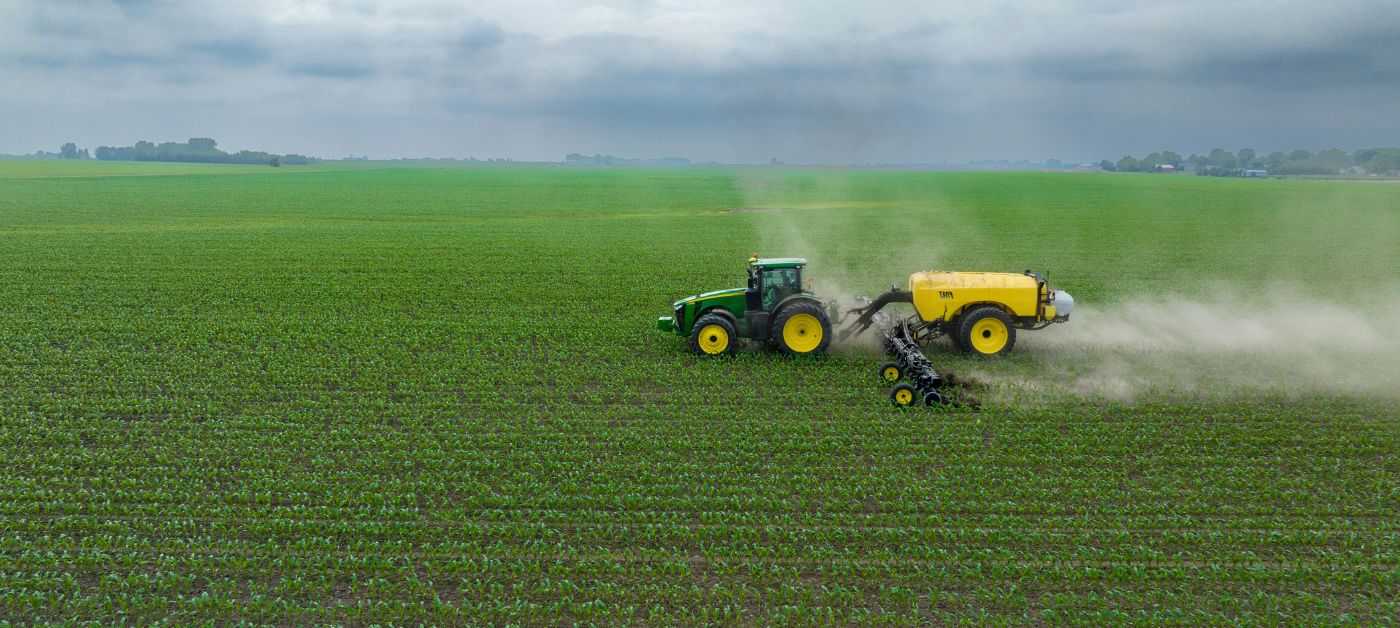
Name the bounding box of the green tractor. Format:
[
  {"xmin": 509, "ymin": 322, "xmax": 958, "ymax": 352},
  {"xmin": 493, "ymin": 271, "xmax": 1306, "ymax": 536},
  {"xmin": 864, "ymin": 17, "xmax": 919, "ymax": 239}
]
[{"xmin": 657, "ymin": 257, "xmax": 834, "ymax": 356}]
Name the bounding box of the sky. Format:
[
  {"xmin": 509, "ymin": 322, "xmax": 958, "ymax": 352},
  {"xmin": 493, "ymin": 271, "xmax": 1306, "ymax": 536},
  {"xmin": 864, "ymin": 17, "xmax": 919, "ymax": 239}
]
[{"xmin": 2, "ymin": 0, "xmax": 1398, "ymax": 164}]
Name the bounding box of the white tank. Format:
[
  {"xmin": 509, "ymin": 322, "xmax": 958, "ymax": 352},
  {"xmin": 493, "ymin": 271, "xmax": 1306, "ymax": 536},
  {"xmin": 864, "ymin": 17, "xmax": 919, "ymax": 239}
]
[{"xmin": 1051, "ymin": 290, "xmax": 1074, "ymax": 318}]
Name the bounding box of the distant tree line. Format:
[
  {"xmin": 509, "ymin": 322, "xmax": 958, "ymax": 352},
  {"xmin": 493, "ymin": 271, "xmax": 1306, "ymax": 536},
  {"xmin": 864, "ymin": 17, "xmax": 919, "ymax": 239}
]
[
  {"xmin": 89, "ymin": 138, "xmax": 317, "ymax": 166},
  {"xmin": 565, "ymin": 153, "xmax": 691, "ymax": 166},
  {"xmin": 1100, "ymin": 147, "xmax": 1400, "ymax": 176},
  {"xmin": 59, "ymin": 143, "xmax": 90, "ymax": 159}
]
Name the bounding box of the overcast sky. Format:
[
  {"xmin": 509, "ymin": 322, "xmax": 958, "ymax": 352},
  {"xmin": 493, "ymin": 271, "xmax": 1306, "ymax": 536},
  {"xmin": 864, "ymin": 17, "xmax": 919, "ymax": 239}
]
[{"xmin": 2, "ymin": 0, "xmax": 1398, "ymax": 163}]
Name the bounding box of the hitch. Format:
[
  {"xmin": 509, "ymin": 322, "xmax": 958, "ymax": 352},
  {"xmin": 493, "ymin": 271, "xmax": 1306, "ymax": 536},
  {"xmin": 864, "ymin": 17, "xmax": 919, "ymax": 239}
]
[{"xmin": 837, "ymin": 287, "xmax": 912, "ymax": 342}]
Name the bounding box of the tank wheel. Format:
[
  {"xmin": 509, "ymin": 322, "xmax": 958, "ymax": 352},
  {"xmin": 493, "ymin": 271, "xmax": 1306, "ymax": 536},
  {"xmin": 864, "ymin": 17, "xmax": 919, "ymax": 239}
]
[
  {"xmin": 890, "ymin": 383, "xmax": 918, "ymax": 407},
  {"xmin": 949, "ymin": 323, "xmax": 968, "ymax": 352},
  {"xmin": 772, "ymin": 301, "xmax": 832, "ymax": 355},
  {"xmin": 689, "ymin": 313, "xmax": 736, "ymax": 356},
  {"xmin": 878, "ymin": 361, "xmax": 903, "ymax": 383},
  {"xmin": 923, "ymin": 390, "xmax": 945, "ymax": 406},
  {"xmin": 957, "ymin": 306, "xmax": 1016, "ymax": 357}
]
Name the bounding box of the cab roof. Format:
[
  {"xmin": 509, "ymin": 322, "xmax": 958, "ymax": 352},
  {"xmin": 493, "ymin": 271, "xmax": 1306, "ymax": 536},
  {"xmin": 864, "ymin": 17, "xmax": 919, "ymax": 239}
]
[{"xmin": 750, "ymin": 257, "xmax": 807, "ymax": 269}]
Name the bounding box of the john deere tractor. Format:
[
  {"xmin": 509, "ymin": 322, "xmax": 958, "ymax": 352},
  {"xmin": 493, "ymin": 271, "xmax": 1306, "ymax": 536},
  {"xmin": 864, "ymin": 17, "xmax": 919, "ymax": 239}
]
[{"xmin": 656, "ymin": 257, "xmax": 833, "ymax": 356}]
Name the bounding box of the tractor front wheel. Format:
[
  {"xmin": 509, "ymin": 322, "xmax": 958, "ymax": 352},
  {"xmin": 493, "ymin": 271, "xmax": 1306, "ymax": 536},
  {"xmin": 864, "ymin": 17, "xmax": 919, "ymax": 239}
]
[
  {"xmin": 690, "ymin": 314, "xmax": 737, "ymax": 356},
  {"xmin": 772, "ymin": 302, "xmax": 832, "ymax": 356},
  {"xmin": 957, "ymin": 306, "xmax": 1016, "ymax": 357}
]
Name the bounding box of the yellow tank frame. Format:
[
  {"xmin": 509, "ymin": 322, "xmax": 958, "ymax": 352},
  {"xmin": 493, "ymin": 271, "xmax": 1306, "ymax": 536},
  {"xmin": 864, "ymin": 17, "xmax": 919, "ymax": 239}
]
[{"xmin": 908, "ymin": 271, "xmax": 1055, "ymax": 325}]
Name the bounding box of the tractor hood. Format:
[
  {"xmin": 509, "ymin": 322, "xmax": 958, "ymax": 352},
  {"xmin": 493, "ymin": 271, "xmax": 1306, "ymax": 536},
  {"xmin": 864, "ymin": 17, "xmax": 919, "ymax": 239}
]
[{"xmin": 674, "ymin": 287, "xmax": 745, "ymax": 306}]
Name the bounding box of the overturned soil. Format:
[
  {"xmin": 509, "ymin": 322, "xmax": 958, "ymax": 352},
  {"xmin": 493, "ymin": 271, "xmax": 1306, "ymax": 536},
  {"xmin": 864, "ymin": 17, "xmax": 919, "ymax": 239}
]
[{"xmin": 938, "ymin": 371, "xmax": 984, "ymax": 409}]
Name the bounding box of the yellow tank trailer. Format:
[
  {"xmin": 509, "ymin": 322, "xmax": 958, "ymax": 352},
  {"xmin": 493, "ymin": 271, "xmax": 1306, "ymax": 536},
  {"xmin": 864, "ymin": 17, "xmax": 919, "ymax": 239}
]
[
  {"xmin": 908, "ymin": 271, "xmax": 1069, "ymax": 354},
  {"xmin": 840, "ymin": 269, "xmax": 1073, "ymax": 407},
  {"xmin": 841, "ymin": 270, "xmax": 1073, "ymax": 357}
]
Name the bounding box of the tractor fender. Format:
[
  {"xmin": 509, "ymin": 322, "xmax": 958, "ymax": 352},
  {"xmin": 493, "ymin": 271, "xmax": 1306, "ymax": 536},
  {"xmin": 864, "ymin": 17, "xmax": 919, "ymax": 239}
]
[
  {"xmin": 773, "ymin": 293, "xmax": 825, "ymax": 315},
  {"xmin": 697, "ymin": 306, "xmax": 739, "ymax": 328}
]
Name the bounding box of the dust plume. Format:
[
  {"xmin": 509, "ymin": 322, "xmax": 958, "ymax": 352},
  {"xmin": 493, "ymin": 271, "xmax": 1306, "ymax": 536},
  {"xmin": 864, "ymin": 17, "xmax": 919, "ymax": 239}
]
[
  {"xmin": 968, "ymin": 287, "xmax": 1400, "ymax": 404},
  {"xmin": 733, "ymin": 169, "xmax": 982, "ymax": 354},
  {"xmin": 732, "ymin": 171, "xmax": 1400, "ymax": 404}
]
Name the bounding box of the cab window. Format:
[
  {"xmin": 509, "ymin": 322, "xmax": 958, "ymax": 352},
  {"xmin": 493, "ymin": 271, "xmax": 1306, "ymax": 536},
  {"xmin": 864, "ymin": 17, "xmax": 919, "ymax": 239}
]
[{"xmin": 761, "ymin": 268, "xmax": 801, "ymax": 309}]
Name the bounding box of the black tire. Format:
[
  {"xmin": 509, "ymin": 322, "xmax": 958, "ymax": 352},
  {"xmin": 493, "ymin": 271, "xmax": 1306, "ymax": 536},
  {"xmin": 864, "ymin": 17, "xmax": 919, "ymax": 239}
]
[
  {"xmin": 689, "ymin": 313, "xmax": 737, "ymax": 356},
  {"xmin": 923, "ymin": 390, "xmax": 945, "ymax": 406},
  {"xmin": 890, "ymin": 383, "xmax": 918, "ymax": 407},
  {"xmin": 771, "ymin": 301, "xmax": 832, "ymax": 356},
  {"xmin": 878, "ymin": 361, "xmax": 903, "ymax": 383},
  {"xmin": 949, "ymin": 322, "xmax": 968, "ymax": 352},
  {"xmin": 956, "ymin": 306, "xmax": 1016, "ymax": 357}
]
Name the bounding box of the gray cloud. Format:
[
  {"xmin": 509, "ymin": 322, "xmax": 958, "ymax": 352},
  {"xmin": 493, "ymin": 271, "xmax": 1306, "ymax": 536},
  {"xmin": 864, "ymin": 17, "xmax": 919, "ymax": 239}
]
[
  {"xmin": 289, "ymin": 63, "xmax": 375, "ymax": 79},
  {"xmin": 185, "ymin": 39, "xmax": 270, "ymax": 66},
  {"xmin": 1022, "ymin": 52, "xmax": 1158, "ymax": 84},
  {"xmin": 456, "ymin": 20, "xmax": 506, "ymax": 54},
  {"xmin": 1183, "ymin": 29, "xmax": 1400, "ymax": 90},
  {"xmin": 1019, "ymin": 20, "xmax": 1400, "ymax": 91},
  {"xmin": 1, "ymin": 0, "xmax": 1398, "ymax": 162}
]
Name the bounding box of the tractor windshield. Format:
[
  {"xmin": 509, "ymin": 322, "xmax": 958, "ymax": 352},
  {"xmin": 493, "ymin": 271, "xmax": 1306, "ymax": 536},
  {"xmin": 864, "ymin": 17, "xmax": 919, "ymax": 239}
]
[{"xmin": 760, "ymin": 267, "xmax": 802, "ymax": 310}]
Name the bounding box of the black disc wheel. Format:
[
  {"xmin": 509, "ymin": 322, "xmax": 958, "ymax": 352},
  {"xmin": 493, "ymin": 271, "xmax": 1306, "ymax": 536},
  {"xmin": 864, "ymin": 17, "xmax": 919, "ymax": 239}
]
[
  {"xmin": 923, "ymin": 390, "xmax": 945, "ymax": 406},
  {"xmin": 956, "ymin": 306, "xmax": 1017, "ymax": 357},
  {"xmin": 772, "ymin": 301, "xmax": 833, "ymax": 356},
  {"xmin": 878, "ymin": 361, "xmax": 903, "ymax": 383},
  {"xmin": 689, "ymin": 313, "xmax": 737, "ymax": 356},
  {"xmin": 890, "ymin": 383, "xmax": 918, "ymax": 407}
]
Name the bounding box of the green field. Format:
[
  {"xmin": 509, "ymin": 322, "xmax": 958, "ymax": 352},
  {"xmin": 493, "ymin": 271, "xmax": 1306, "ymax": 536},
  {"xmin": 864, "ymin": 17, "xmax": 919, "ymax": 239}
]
[{"xmin": 1, "ymin": 161, "xmax": 1396, "ymax": 623}]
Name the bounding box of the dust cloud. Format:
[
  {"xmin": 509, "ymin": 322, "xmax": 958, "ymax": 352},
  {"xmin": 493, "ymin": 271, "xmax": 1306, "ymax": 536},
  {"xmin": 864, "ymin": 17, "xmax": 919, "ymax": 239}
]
[
  {"xmin": 869, "ymin": 290, "xmax": 1400, "ymax": 405},
  {"xmin": 734, "ymin": 169, "xmax": 974, "ymax": 356},
  {"xmin": 729, "ymin": 169, "xmax": 985, "ymax": 359},
  {"xmin": 969, "ymin": 289, "xmax": 1400, "ymax": 404},
  {"xmin": 733, "ymin": 171, "xmax": 1400, "ymax": 404}
]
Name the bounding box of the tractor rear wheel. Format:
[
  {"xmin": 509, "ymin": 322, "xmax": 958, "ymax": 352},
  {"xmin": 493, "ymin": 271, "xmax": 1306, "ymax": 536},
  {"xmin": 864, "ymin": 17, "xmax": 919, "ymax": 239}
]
[
  {"xmin": 690, "ymin": 314, "xmax": 737, "ymax": 356},
  {"xmin": 957, "ymin": 306, "xmax": 1016, "ymax": 357},
  {"xmin": 772, "ymin": 302, "xmax": 832, "ymax": 356}
]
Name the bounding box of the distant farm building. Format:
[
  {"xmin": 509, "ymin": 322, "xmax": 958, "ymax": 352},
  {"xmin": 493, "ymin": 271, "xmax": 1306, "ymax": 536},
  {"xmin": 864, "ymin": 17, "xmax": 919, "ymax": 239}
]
[
  {"xmin": 1072, "ymin": 163, "xmax": 1103, "ymax": 172},
  {"xmin": 1154, "ymin": 164, "xmax": 1176, "ymax": 173},
  {"xmin": 1242, "ymin": 169, "xmax": 1269, "ymax": 178}
]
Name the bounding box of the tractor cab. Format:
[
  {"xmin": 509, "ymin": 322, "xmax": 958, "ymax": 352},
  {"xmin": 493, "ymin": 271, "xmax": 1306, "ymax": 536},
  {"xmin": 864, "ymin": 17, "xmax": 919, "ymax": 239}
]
[{"xmin": 746, "ymin": 257, "xmax": 806, "ymax": 312}]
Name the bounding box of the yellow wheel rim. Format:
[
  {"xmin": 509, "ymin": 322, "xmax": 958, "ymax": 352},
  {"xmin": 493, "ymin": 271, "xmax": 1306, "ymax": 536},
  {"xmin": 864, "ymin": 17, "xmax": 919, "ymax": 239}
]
[
  {"xmin": 894, "ymin": 388, "xmax": 914, "ymax": 405},
  {"xmin": 781, "ymin": 313, "xmax": 823, "ymax": 353},
  {"xmin": 882, "ymin": 366, "xmax": 900, "ymax": 382},
  {"xmin": 969, "ymin": 317, "xmax": 1009, "ymax": 354},
  {"xmin": 697, "ymin": 324, "xmax": 730, "ymax": 354}
]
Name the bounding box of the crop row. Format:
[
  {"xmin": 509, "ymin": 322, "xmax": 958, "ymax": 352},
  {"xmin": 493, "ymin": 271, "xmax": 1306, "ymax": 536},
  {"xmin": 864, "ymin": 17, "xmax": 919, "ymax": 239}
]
[{"xmin": 0, "ymin": 562, "xmax": 1393, "ymax": 625}]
